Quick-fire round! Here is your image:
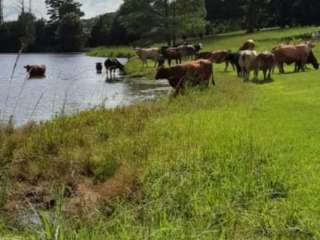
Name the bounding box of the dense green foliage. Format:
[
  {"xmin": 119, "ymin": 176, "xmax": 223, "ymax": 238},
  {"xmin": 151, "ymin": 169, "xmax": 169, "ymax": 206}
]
[
  {"xmin": 1, "ymin": 0, "xmax": 320, "ymax": 52},
  {"xmin": 2, "ymin": 27, "xmax": 320, "ymax": 239},
  {"xmin": 0, "ymin": 0, "xmax": 84, "ymax": 52}
]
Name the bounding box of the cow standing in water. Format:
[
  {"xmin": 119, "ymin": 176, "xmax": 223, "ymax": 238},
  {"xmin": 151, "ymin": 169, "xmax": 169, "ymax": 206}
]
[
  {"xmin": 24, "ymin": 65, "xmax": 46, "ymax": 78},
  {"xmin": 104, "ymin": 58, "xmax": 125, "ymax": 80}
]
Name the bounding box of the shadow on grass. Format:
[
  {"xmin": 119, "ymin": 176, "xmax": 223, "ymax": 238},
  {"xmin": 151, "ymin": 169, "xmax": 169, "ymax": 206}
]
[{"xmin": 252, "ymin": 78, "xmax": 275, "ymax": 85}]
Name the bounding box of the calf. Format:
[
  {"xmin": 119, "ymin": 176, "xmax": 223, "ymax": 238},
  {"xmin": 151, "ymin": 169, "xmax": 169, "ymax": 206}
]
[{"xmin": 24, "ymin": 65, "xmax": 46, "ymax": 78}]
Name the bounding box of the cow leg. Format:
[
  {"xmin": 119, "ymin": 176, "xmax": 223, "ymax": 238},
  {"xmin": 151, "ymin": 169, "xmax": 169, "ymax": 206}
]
[
  {"xmin": 279, "ymin": 63, "xmax": 284, "ymax": 74},
  {"xmin": 246, "ymin": 69, "xmax": 250, "ymax": 81},
  {"xmin": 211, "ymin": 71, "xmax": 215, "ymax": 86},
  {"xmin": 263, "ymin": 70, "xmax": 267, "ymax": 81},
  {"xmin": 231, "ymin": 62, "xmax": 235, "ymax": 71},
  {"xmin": 224, "ymin": 62, "xmax": 229, "ymax": 72},
  {"xmin": 268, "ymin": 69, "xmax": 271, "ymax": 80},
  {"xmin": 255, "ymin": 69, "xmax": 259, "ymax": 80}
]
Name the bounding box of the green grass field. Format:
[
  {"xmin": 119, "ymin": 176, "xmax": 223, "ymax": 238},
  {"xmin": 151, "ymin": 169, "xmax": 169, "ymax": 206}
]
[{"xmin": 2, "ymin": 27, "xmax": 320, "ymax": 239}]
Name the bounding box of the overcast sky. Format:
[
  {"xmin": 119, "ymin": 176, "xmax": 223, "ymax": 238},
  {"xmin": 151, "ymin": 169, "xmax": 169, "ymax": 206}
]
[{"xmin": 3, "ymin": 0, "xmax": 123, "ymax": 20}]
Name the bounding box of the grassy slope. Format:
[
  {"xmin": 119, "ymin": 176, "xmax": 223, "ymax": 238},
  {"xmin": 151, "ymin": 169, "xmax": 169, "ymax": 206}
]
[{"xmin": 2, "ymin": 27, "xmax": 320, "ymax": 239}]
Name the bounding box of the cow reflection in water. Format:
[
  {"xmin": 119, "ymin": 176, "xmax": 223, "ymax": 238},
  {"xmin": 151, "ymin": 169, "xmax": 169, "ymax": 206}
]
[{"xmin": 104, "ymin": 58, "xmax": 125, "ymax": 81}]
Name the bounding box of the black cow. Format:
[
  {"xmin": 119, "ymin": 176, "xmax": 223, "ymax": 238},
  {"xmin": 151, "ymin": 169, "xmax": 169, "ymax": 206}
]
[{"xmin": 104, "ymin": 58, "xmax": 125, "ymax": 79}]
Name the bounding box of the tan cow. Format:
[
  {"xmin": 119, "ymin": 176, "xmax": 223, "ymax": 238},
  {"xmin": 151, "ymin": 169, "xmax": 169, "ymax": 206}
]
[{"xmin": 135, "ymin": 47, "xmax": 161, "ymax": 67}]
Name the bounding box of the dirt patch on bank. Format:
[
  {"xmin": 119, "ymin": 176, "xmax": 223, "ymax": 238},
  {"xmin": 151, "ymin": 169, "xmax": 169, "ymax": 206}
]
[{"xmin": 3, "ymin": 166, "xmax": 141, "ymax": 218}]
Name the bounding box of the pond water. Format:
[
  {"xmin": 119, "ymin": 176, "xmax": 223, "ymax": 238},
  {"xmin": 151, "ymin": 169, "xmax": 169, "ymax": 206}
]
[{"xmin": 0, "ymin": 53, "xmax": 170, "ymax": 126}]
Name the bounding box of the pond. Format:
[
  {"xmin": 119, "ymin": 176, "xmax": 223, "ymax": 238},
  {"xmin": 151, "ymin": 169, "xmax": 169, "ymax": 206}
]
[{"xmin": 0, "ymin": 53, "xmax": 170, "ymax": 126}]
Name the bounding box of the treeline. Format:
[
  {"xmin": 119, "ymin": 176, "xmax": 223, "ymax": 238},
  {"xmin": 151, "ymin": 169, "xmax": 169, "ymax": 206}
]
[
  {"xmin": 0, "ymin": 0, "xmax": 85, "ymax": 52},
  {"xmin": 0, "ymin": 0, "xmax": 320, "ymax": 52}
]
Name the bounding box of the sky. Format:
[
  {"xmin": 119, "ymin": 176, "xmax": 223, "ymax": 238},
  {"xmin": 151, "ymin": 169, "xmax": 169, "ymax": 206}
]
[{"xmin": 3, "ymin": 0, "xmax": 123, "ymax": 21}]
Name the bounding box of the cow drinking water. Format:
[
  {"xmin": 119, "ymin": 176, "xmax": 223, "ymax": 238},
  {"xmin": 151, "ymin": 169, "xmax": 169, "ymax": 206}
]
[{"xmin": 104, "ymin": 58, "xmax": 125, "ymax": 80}]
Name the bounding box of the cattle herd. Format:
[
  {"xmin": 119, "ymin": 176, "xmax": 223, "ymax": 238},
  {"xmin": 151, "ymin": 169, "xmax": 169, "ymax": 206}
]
[
  {"xmin": 134, "ymin": 39, "xmax": 319, "ymax": 92},
  {"xmin": 23, "ymin": 39, "xmax": 319, "ymax": 94}
]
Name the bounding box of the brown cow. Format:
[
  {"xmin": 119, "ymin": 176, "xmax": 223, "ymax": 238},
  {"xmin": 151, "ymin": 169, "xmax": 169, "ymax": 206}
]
[
  {"xmin": 196, "ymin": 51, "xmax": 213, "ymax": 60},
  {"xmin": 272, "ymin": 43, "xmax": 318, "ymax": 73},
  {"xmin": 254, "ymin": 52, "xmax": 276, "ymax": 80},
  {"xmin": 196, "ymin": 50, "xmax": 233, "ymax": 72},
  {"xmin": 239, "ymin": 39, "xmax": 256, "ymax": 51},
  {"xmin": 211, "ymin": 50, "xmax": 233, "ymax": 72},
  {"xmin": 155, "ymin": 59, "xmax": 215, "ymax": 92},
  {"xmin": 177, "ymin": 43, "xmax": 202, "ymax": 59},
  {"xmin": 161, "ymin": 47, "xmax": 182, "ymax": 66},
  {"xmin": 24, "ymin": 65, "xmax": 46, "ymax": 78}
]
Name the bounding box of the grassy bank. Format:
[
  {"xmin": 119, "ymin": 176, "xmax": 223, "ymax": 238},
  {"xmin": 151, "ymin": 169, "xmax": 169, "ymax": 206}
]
[
  {"xmin": 2, "ymin": 27, "xmax": 320, "ymax": 239},
  {"xmin": 87, "ymin": 46, "xmax": 135, "ymax": 58}
]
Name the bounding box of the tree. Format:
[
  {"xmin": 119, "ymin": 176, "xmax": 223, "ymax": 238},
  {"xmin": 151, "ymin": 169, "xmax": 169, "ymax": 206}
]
[
  {"xmin": 45, "ymin": 0, "xmax": 84, "ymax": 23},
  {"xmin": 56, "ymin": 12, "xmax": 85, "ymax": 51},
  {"xmin": 118, "ymin": 0, "xmax": 207, "ymax": 46},
  {"xmin": 17, "ymin": 12, "xmax": 36, "ymax": 49},
  {"xmin": 90, "ymin": 13, "xmax": 115, "ymax": 47}
]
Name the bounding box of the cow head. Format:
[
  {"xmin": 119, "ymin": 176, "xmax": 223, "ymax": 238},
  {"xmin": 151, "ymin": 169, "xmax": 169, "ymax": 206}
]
[
  {"xmin": 308, "ymin": 51, "xmax": 319, "ymax": 70},
  {"xmin": 24, "ymin": 65, "xmax": 32, "ymax": 72},
  {"xmin": 155, "ymin": 65, "xmax": 167, "ymax": 80},
  {"xmin": 305, "ymin": 41, "xmax": 316, "ymax": 49},
  {"xmin": 157, "ymin": 54, "xmax": 165, "ymax": 67}
]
